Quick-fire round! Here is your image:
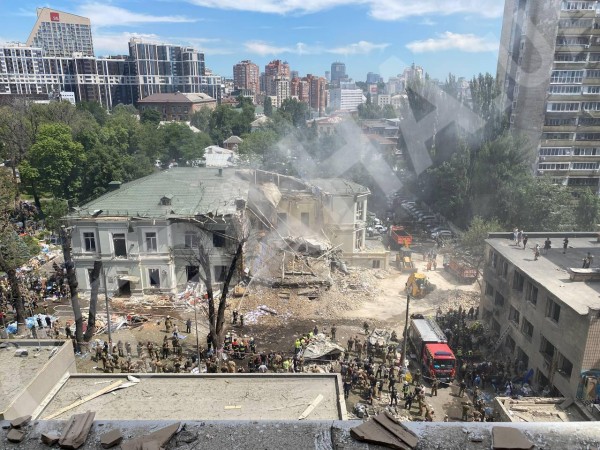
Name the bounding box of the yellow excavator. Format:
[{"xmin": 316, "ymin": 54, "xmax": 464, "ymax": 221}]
[{"xmin": 405, "ymin": 272, "xmax": 433, "ymax": 298}]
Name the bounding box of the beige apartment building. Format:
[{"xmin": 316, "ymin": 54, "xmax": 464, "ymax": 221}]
[{"xmin": 480, "ymin": 234, "xmax": 600, "ymax": 401}]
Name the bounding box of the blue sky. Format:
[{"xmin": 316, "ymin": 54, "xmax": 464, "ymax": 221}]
[{"xmin": 0, "ymin": 0, "xmax": 504, "ymax": 81}]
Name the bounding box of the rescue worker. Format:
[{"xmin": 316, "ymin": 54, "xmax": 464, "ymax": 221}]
[
  {"xmin": 389, "ymin": 387, "xmax": 398, "ymax": 406},
  {"xmin": 431, "ymin": 377, "xmax": 439, "ymax": 396},
  {"xmin": 330, "ymin": 324, "xmax": 337, "ymax": 341},
  {"xmin": 458, "ymin": 379, "xmax": 467, "ymax": 397},
  {"xmin": 413, "ymin": 368, "xmax": 421, "ymax": 385},
  {"xmin": 402, "ymin": 381, "xmax": 410, "ymax": 399},
  {"xmin": 425, "ymin": 406, "xmax": 434, "ymax": 422},
  {"xmin": 295, "ymin": 338, "xmax": 301, "ymax": 354},
  {"xmin": 462, "ymin": 401, "xmax": 471, "ymax": 421},
  {"xmin": 347, "ymin": 336, "xmax": 354, "ymax": 352}
]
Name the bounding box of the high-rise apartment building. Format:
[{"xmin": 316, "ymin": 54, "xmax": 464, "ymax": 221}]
[
  {"xmin": 264, "ymin": 60, "xmax": 290, "ymax": 96},
  {"xmin": 128, "ymin": 38, "xmax": 206, "ymax": 99},
  {"xmin": 498, "ymin": 0, "xmax": 600, "ymax": 191},
  {"xmin": 308, "ymin": 74, "xmax": 328, "ymax": 114},
  {"xmin": 274, "ymin": 77, "xmax": 290, "ymax": 108},
  {"xmin": 330, "ymin": 62, "xmax": 347, "ymax": 87},
  {"xmin": 26, "ymin": 8, "xmax": 94, "ymax": 57},
  {"xmin": 233, "ymin": 60, "xmax": 260, "ymax": 95}
]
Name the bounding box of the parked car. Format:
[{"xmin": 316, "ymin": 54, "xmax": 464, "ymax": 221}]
[{"xmin": 431, "ymin": 230, "xmax": 453, "ymax": 239}]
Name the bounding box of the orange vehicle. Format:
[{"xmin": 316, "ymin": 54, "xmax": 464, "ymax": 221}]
[
  {"xmin": 388, "ymin": 226, "xmax": 412, "ymax": 249},
  {"xmin": 445, "ymin": 256, "xmax": 477, "ymax": 283}
]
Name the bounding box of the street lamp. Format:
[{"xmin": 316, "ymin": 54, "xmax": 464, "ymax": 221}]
[{"xmin": 400, "ymin": 294, "xmax": 410, "ymax": 377}]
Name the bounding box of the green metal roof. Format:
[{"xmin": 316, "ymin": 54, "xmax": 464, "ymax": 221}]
[{"xmin": 71, "ymin": 168, "xmax": 250, "ymax": 219}]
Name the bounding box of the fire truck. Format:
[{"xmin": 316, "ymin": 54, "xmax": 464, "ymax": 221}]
[{"xmin": 408, "ymin": 317, "xmax": 456, "ymax": 382}]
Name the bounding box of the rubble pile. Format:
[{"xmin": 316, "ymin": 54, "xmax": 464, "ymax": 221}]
[
  {"xmin": 427, "ymin": 289, "xmax": 481, "ymax": 313},
  {"xmin": 324, "ymin": 269, "xmax": 387, "ymax": 316}
]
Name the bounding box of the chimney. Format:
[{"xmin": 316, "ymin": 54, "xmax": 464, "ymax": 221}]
[{"xmin": 218, "ymin": 168, "xmax": 223, "ymax": 177}]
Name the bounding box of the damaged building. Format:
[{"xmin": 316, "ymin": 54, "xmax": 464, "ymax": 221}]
[{"xmin": 67, "ymin": 168, "xmax": 388, "ymax": 295}]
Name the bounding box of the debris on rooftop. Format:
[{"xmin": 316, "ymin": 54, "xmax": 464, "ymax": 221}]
[
  {"xmin": 58, "ymin": 411, "xmax": 95, "ymax": 449},
  {"xmin": 350, "ymin": 411, "xmax": 418, "ymax": 449},
  {"xmin": 492, "ymin": 426, "xmax": 534, "ymax": 450}
]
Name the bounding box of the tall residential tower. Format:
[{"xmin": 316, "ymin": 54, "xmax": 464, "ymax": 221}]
[{"xmin": 498, "ymin": 0, "xmax": 600, "ymax": 191}]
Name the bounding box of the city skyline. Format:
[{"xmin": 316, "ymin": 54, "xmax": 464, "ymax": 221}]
[{"xmin": 0, "ymin": 0, "xmax": 503, "ymax": 81}]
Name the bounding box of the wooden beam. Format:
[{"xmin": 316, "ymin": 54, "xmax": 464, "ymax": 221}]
[{"xmin": 44, "ymin": 380, "xmax": 124, "ymax": 419}]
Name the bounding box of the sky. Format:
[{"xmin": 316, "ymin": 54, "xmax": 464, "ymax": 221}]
[{"xmin": 0, "ymin": 0, "xmax": 505, "ymax": 82}]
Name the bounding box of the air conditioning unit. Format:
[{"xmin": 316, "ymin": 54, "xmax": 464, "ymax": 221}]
[{"xmin": 540, "ymin": 156, "xmax": 546, "ymax": 161}]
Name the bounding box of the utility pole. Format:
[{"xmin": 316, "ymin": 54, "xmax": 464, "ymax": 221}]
[
  {"xmin": 102, "ymin": 268, "xmax": 112, "ymax": 346},
  {"xmin": 400, "ymin": 294, "xmax": 411, "ymax": 376},
  {"xmin": 193, "ymin": 283, "xmax": 202, "ymax": 368}
]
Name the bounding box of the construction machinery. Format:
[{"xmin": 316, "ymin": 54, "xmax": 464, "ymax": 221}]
[
  {"xmin": 395, "ymin": 247, "xmax": 416, "ymax": 272},
  {"xmin": 443, "ymin": 255, "xmax": 477, "ymax": 283},
  {"xmin": 405, "ymin": 272, "xmax": 433, "ymax": 298},
  {"xmin": 388, "ymin": 226, "xmax": 412, "ymax": 250}
]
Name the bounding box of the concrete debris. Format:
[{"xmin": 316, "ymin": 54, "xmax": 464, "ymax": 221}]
[
  {"xmin": 10, "ymin": 415, "xmax": 31, "ymax": 429},
  {"xmin": 100, "ymin": 429, "xmax": 123, "ymax": 448},
  {"xmin": 259, "ymin": 306, "xmax": 278, "ymax": 315},
  {"xmin": 350, "ymin": 411, "xmax": 418, "ymax": 449},
  {"xmin": 14, "ymin": 349, "xmax": 29, "ymax": 357},
  {"xmin": 40, "ymin": 431, "xmax": 60, "ymax": 446},
  {"xmin": 302, "ymin": 334, "xmax": 346, "ymax": 360},
  {"xmin": 492, "ymin": 426, "xmax": 534, "ymax": 450},
  {"xmin": 58, "ymin": 411, "xmax": 95, "ymax": 449},
  {"xmin": 7, "ymin": 428, "xmax": 25, "ymax": 443},
  {"xmin": 121, "ymin": 422, "xmax": 180, "ymax": 450}
]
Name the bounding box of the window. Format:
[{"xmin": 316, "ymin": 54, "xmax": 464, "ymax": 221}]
[
  {"xmin": 490, "ymin": 250, "xmax": 498, "ymax": 268},
  {"xmin": 495, "ymin": 291, "xmax": 505, "ymax": 307},
  {"xmin": 539, "ymin": 147, "xmax": 571, "ymax": 156},
  {"xmin": 544, "ymin": 116, "xmax": 577, "ymax": 125},
  {"xmin": 277, "ymin": 212, "xmax": 287, "ymax": 226},
  {"xmin": 556, "ymin": 36, "xmax": 590, "ymax": 46},
  {"xmin": 83, "ymin": 232, "xmax": 96, "ymax": 252},
  {"xmin": 538, "ymin": 163, "xmax": 570, "ymax": 170},
  {"xmin": 145, "ymin": 232, "xmax": 157, "ymax": 252},
  {"xmin": 546, "ymin": 102, "xmax": 580, "ymax": 112},
  {"xmin": 355, "ymin": 230, "xmax": 364, "ymax": 250},
  {"xmin": 148, "ymin": 268, "xmax": 160, "ymax": 287},
  {"xmin": 355, "ymin": 201, "xmax": 364, "ymax": 221},
  {"xmin": 584, "ymin": 86, "xmax": 600, "ymax": 95},
  {"xmin": 214, "ymin": 265, "xmax": 227, "ymax": 282},
  {"xmin": 587, "ymin": 69, "xmax": 600, "ymax": 78},
  {"xmin": 574, "ymin": 147, "xmax": 600, "ymax": 155},
  {"xmin": 558, "ymin": 18, "xmax": 593, "ymax": 28},
  {"xmin": 561, "ymin": 1, "xmax": 595, "ymax": 10},
  {"xmin": 572, "ymin": 162, "xmax": 599, "ymax": 170},
  {"xmin": 513, "ymin": 271, "xmax": 525, "ymax": 291},
  {"xmin": 516, "ymin": 347, "xmax": 529, "ymax": 369},
  {"xmin": 372, "ymin": 260, "xmax": 381, "ymax": 269},
  {"xmin": 576, "ymin": 133, "xmax": 600, "ymax": 141},
  {"xmin": 509, "ymin": 305, "xmax": 520, "ymax": 325},
  {"xmin": 550, "ymin": 70, "xmax": 584, "ymax": 84},
  {"xmin": 185, "ymin": 232, "xmax": 200, "ymax": 249},
  {"xmin": 540, "ymin": 336, "xmax": 556, "ymax": 361},
  {"xmin": 582, "ymin": 102, "xmax": 600, "ymax": 111},
  {"xmin": 554, "ymin": 52, "xmax": 587, "ymax": 62},
  {"xmin": 113, "ymin": 233, "xmax": 127, "ymax": 257},
  {"xmin": 548, "ymin": 85, "xmax": 582, "ymax": 96},
  {"xmin": 557, "ymin": 353, "xmax": 573, "ymax": 378},
  {"xmin": 505, "ymin": 334, "xmax": 516, "ymax": 353},
  {"xmin": 546, "ymin": 297, "xmax": 561, "ymax": 323},
  {"xmin": 521, "ymin": 318, "xmax": 534, "ymax": 340},
  {"xmin": 212, "ymin": 231, "xmax": 226, "ymax": 248},
  {"xmin": 568, "ymin": 177, "xmax": 600, "ymax": 186},
  {"xmin": 301, "ymin": 212, "xmax": 310, "ymax": 227},
  {"xmin": 500, "ymin": 260, "xmax": 509, "ymax": 278},
  {"xmin": 542, "ymin": 132, "xmax": 573, "ymax": 141},
  {"xmin": 186, "ymin": 265, "xmax": 199, "ymax": 282},
  {"xmin": 485, "ymin": 282, "xmax": 494, "ymax": 297},
  {"xmin": 525, "ymin": 282, "xmax": 538, "ymax": 305}
]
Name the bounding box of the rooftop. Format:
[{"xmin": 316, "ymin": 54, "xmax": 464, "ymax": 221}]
[
  {"xmin": 487, "ymin": 235, "xmax": 600, "ymax": 315},
  {"xmin": 494, "ymin": 397, "xmax": 588, "ymax": 422},
  {"xmin": 70, "ymin": 168, "xmax": 250, "ymax": 219},
  {"xmin": 309, "ymin": 178, "xmax": 370, "ymax": 196},
  {"xmin": 39, "ymin": 374, "xmax": 345, "ymax": 421},
  {"xmin": 223, "ymin": 135, "xmax": 243, "ymax": 144},
  {"xmin": 138, "ymin": 92, "xmax": 216, "ymax": 104}
]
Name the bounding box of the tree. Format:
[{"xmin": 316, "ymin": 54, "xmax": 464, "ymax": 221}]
[
  {"xmin": 575, "ymin": 188, "xmax": 600, "ymax": 231},
  {"xmin": 20, "ymin": 123, "xmax": 85, "ymax": 211},
  {"xmin": 208, "ymin": 105, "xmax": 236, "ymax": 144},
  {"xmin": 278, "ymin": 98, "xmax": 308, "ymax": 128},
  {"xmin": 185, "ymin": 211, "xmax": 249, "ymax": 350},
  {"xmin": 264, "ymin": 96, "xmax": 273, "ymax": 117},
  {"xmin": 460, "ymin": 216, "xmax": 502, "ymax": 289},
  {"xmin": 0, "ymin": 172, "xmax": 30, "ymax": 333},
  {"xmin": 382, "ymin": 104, "xmax": 397, "ymax": 119},
  {"xmin": 83, "ymin": 260, "xmax": 102, "ymax": 342},
  {"xmin": 60, "ymin": 226, "xmax": 84, "ymax": 345},
  {"xmin": 190, "ymin": 107, "xmax": 212, "ymax": 134},
  {"xmin": 43, "ymin": 198, "xmax": 69, "ymax": 235},
  {"xmin": 140, "ymin": 108, "xmax": 161, "ymax": 126},
  {"xmin": 77, "ymin": 101, "xmax": 108, "ymax": 126}
]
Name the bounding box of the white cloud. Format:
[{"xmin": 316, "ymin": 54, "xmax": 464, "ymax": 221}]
[
  {"xmin": 185, "ymin": 0, "xmax": 503, "ymax": 19},
  {"xmin": 244, "ymin": 41, "xmax": 293, "ymax": 56},
  {"xmin": 406, "ymin": 32, "xmax": 498, "ymax": 53},
  {"xmin": 243, "ymin": 40, "xmax": 388, "ymax": 56},
  {"xmin": 328, "ymin": 40, "xmax": 389, "ymax": 55},
  {"xmin": 78, "ymin": 3, "xmax": 195, "ymax": 28}
]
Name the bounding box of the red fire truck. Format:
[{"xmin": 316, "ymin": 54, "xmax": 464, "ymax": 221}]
[{"xmin": 408, "ymin": 317, "xmax": 456, "ymax": 382}]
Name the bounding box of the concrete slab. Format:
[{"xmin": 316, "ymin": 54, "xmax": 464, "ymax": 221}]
[
  {"xmin": 0, "ymin": 343, "xmax": 53, "ymax": 413},
  {"xmin": 39, "ymin": 374, "xmax": 344, "ymax": 421}
]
